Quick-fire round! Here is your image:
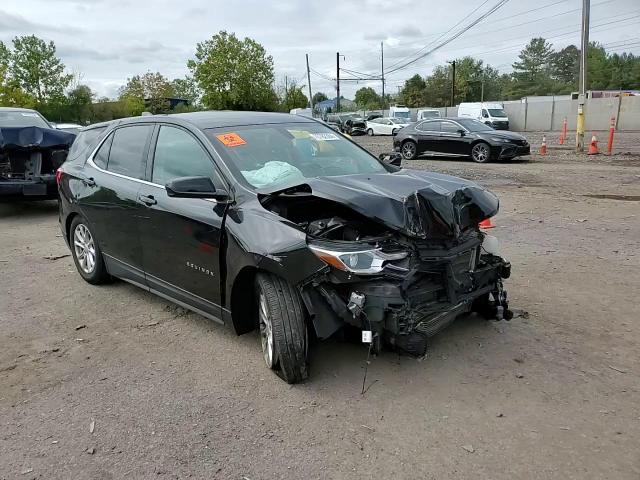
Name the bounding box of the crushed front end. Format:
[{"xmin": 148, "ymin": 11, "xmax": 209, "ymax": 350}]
[
  {"xmin": 259, "ymin": 171, "xmax": 513, "ymax": 355},
  {"xmin": 0, "ymin": 126, "xmax": 75, "ymax": 199}
]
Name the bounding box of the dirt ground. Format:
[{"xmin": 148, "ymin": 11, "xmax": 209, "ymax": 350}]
[{"xmin": 1, "ymin": 134, "xmax": 639, "ymax": 479}]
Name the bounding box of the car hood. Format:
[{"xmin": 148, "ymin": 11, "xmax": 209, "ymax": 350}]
[
  {"xmin": 0, "ymin": 126, "xmax": 76, "ymax": 151},
  {"xmin": 480, "ymin": 130, "xmax": 526, "ymax": 141},
  {"xmin": 258, "ymin": 169, "xmax": 499, "ymax": 239}
]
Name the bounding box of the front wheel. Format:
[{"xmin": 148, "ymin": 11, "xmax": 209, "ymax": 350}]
[
  {"xmin": 401, "ymin": 140, "xmax": 418, "ymax": 160},
  {"xmin": 256, "ymin": 273, "xmax": 309, "ymax": 384},
  {"xmin": 471, "ymin": 142, "xmax": 491, "ymax": 163},
  {"xmin": 367, "ymin": 128, "xmax": 374, "ymax": 136}
]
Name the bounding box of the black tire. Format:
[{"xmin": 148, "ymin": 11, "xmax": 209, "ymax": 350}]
[
  {"xmin": 69, "ymin": 216, "xmax": 109, "ymax": 284},
  {"xmin": 471, "ymin": 141, "xmax": 491, "ymax": 163},
  {"xmin": 256, "ymin": 273, "xmax": 309, "ymax": 384},
  {"xmin": 401, "ymin": 140, "xmax": 418, "ymax": 160},
  {"xmin": 367, "ymin": 128, "xmax": 374, "ymax": 136}
]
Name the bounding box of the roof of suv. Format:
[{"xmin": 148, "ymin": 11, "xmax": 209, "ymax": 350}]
[{"xmin": 166, "ymin": 111, "xmax": 316, "ymax": 129}]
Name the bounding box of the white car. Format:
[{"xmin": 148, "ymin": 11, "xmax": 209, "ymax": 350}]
[{"xmin": 366, "ymin": 117, "xmax": 410, "ymax": 136}]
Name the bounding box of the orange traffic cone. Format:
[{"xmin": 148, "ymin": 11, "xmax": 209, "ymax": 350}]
[
  {"xmin": 479, "ymin": 218, "xmax": 495, "ymax": 229},
  {"xmin": 588, "ymin": 134, "xmax": 599, "ymax": 155},
  {"xmin": 539, "ymin": 135, "xmax": 547, "ymax": 155}
]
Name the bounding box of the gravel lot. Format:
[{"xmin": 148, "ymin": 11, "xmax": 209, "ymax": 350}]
[{"xmin": 1, "ymin": 133, "xmax": 639, "ymax": 479}]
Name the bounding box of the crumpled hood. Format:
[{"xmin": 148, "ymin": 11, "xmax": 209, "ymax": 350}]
[
  {"xmin": 259, "ymin": 169, "xmax": 499, "ymax": 239},
  {"xmin": 0, "ymin": 126, "xmax": 76, "ymax": 151}
]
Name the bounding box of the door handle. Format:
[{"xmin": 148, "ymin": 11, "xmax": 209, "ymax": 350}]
[
  {"xmin": 138, "ymin": 194, "xmax": 157, "ymax": 206},
  {"xmin": 82, "ymin": 177, "xmax": 96, "ymax": 187}
]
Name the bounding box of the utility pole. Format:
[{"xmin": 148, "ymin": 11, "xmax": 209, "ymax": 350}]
[
  {"xmin": 450, "ymin": 60, "xmax": 456, "ymax": 107},
  {"xmin": 336, "ymin": 52, "xmax": 341, "ymax": 113},
  {"xmin": 381, "ymin": 42, "xmax": 385, "ymax": 113},
  {"xmin": 305, "ymin": 54, "xmax": 313, "ymax": 110},
  {"xmin": 576, "ymin": 0, "xmax": 590, "ymax": 152},
  {"xmin": 285, "ymin": 75, "xmax": 288, "ymax": 108}
]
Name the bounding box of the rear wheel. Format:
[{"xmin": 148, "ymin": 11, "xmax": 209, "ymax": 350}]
[
  {"xmin": 367, "ymin": 128, "xmax": 374, "ymax": 136},
  {"xmin": 70, "ymin": 216, "xmax": 109, "ymax": 284},
  {"xmin": 401, "ymin": 140, "xmax": 418, "ymax": 160},
  {"xmin": 471, "ymin": 142, "xmax": 491, "ymax": 163},
  {"xmin": 256, "ymin": 273, "xmax": 309, "ymax": 384}
]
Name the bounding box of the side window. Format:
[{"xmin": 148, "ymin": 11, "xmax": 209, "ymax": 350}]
[
  {"xmin": 107, "ymin": 125, "xmax": 153, "ymax": 179},
  {"xmin": 417, "ymin": 121, "xmax": 439, "ymax": 132},
  {"xmin": 152, "ymin": 126, "xmax": 215, "ymax": 186},
  {"xmin": 441, "ymin": 121, "xmax": 460, "ymax": 133},
  {"xmin": 482, "ymin": 109, "xmax": 489, "ymax": 118},
  {"xmin": 93, "ymin": 133, "xmax": 113, "ymax": 169}
]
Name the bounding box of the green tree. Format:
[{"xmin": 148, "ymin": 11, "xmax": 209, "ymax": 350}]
[
  {"xmin": 508, "ymin": 37, "xmax": 555, "ymax": 97},
  {"xmin": 118, "ymin": 72, "xmax": 174, "ymax": 115},
  {"xmin": 10, "ymin": 35, "xmax": 72, "ymax": 106},
  {"xmin": 354, "ymin": 86, "xmax": 381, "ymax": 110},
  {"xmin": 551, "ymin": 45, "xmax": 579, "ymax": 88},
  {"xmin": 312, "ymin": 92, "xmax": 328, "ymax": 105},
  {"xmin": 280, "ymin": 82, "xmax": 308, "ymax": 111},
  {"xmin": 171, "ymin": 76, "xmax": 201, "ymax": 108},
  {"xmin": 1, "ymin": 41, "xmax": 35, "ymax": 106},
  {"xmin": 188, "ymin": 31, "xmax": 277, "ymax": 111},
  {"xmin": 399, "ymin": 74, "xmax": 426, "ymax": 107},
  {"xmin": 67, "ymin": 84, "xmax": 94, "ymax": 123}
]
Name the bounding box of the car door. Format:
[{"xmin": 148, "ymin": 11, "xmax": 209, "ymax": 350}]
[
  {"xmin": 438, "ymin": 120, "xmax": 469, "ymax": 155},
  {"xmin": 137, "ymin": 124, "xmax": 228, "ymax": 318},
  {"xmin": 415, "ymin": 120, "xmax": 442, "ymax": 153},
  {"xmin": 80, "ymin": 124, "xmax": 153, "ymax": 285}
]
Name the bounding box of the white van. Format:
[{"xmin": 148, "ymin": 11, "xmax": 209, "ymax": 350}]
[
  {"xmin": 388, "ymin": 105, "xmax": 411, "ymax": 121},
  {"xmin": 417, "ymin": 109, "xmax": 440, "ymax": 120},
  {"xmin": 458, "ymin": 102, "xmax": 509, "ymax": 130}
]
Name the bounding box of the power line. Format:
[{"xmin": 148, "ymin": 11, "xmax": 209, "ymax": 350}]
[{"xmin": 385, "ymin": 0, "xmax": 511, "ymax": 75}]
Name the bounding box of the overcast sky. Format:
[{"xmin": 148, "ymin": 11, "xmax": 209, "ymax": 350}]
[{"xmin": 1, "ymin": 0, "xmax": 639, "ymax": 100}]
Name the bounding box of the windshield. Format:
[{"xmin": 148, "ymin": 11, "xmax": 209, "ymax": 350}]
[
  {"xmin": 392, "ymin": 111, "xmax": 410, "ymax": 119},
  {"xmin": 487, "ymin": 108, "xmax": 507, "ymax": 118},
  {"xmin": 206, "ymin": 122, "xmax": 389, "ymax": 190},
  {"xmin": 456, "ymin": 119, "xmax": 495, "ymax": 132},
  {"xmin": 0, "ymin": 110, "xmax": 50, "ymax": 129},
  {"xmin": 421, "ymin": 111, "xmax": 439, "ymax": 118}
]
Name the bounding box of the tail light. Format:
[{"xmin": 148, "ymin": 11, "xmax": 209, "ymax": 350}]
[
  {"xmin": 479, "ymin": 218, "xmax": 495, "ymax": 229},
  {"xmin": 55, "ymin": 168, "xmax": 63, "ymax": 186}
]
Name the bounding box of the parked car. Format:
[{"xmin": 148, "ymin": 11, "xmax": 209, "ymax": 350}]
[
  {"xmin": 366, "ymin": 117, "xmax": 410, "ymax": 136},
  {"xmin": 417, "ymin": 109, "xmax": 440, "ymax": 120},
  {"xmin": 338, "ymin": 113, "xmax": 367, "ymax": 135},
  {"xmin": 389, "ymin": 105, "xmax": 411, "ymax": 121},
  {"xmin": 458, "ymin": 102, "xmax": 509, "ymax": 130},
  {"xmin": 393, "ymin": 117, "xmax": 530, "ymax": 163},
  {"xmin": 58, "ymin": 111, "xmax": 513, "ymax": 383},
  {"xmin": 366, "ymin": 112, "xmax": 383, "ymax": 121},
  {"xmin": 0, "ymin": 107, "xmax": 76, "ymax": 200},
  {"xmin": 325, "ymin": 113, "xmax": 341, "ymax": 131}
]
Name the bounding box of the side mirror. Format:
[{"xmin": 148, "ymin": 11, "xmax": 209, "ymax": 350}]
[
  {"xmin": 379, "ymin": 152, "xmax": 402, "ymax": 167},
  {"xmin": 165, "ymin": 176, "xmax": 228, "ymax": 201},
  {"xmin": 457, "ymin": 129, "xmax": 466, "ymax": 137}
]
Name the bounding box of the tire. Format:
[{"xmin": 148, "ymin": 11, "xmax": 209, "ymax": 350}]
[
  {"xmin": 256, "ymin": 273, "xmax": 309, "ymax": 384},
  {"xmin": 471, "ymin": 142, "xmax": 491, "ymax": 163},
  {"xmin": 367, "ymin": 128, "xmax": 374, "ymax": 136},
  {"xmin": 401, "ymin": 140, "xmax": 418, "ymax": 160},
  {"xmin": 70, "ymin": 216, "xmax": 109, "ymax": 284}
]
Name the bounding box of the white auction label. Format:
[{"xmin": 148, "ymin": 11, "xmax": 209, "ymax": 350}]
[{"xmin": 362, "ymin": 330, "xmax": 372, "ymax": 343}]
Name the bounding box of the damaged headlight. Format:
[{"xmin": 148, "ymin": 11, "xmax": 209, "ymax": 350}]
[{"xmin": 308, "ymin": 244, "xmax": 408, "ymax": 275}]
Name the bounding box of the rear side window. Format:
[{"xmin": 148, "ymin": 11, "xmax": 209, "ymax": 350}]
[
  {"xmin": 93, "ymin": 133, "xmax": 113, "ymax": 169},
  {"xmin": 107, "ymin": 125, "xmax": 153, "ymax": 179},
  {"xmin": 151, "ymin": 126, "xmax": 214, "ymax": 186},
  {"xmin": 416, "ymin": 121, "xmax": 440, "ymax": 132},
  {"xmin": 68, "ymin": 126, "xmax": 107, "ymax": 161}
]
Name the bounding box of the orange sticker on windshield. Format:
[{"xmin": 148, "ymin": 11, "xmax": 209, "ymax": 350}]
[{"xmin": 216, "ymin": 132, "xmax": 246, "ymax": 147}]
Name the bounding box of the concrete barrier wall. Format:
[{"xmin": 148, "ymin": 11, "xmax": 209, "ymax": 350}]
[{"xmin": 383, "ymin": 96, "xmax": 639, "ymax": 130}]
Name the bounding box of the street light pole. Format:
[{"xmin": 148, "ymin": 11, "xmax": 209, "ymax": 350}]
[{"xmin": 576, "ymin": 0, "xmax": 590, "ymax": 152}]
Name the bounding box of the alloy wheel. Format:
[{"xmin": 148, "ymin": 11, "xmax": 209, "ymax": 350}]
[
  {"xmin": 402, "ymin": 141, "xmax": 416, "ymax": 159},
  {"xmin": 472, "ymin": 143, "xmax": 490, "ymax": 163},
  {"xmin": 73, "ymin": 223, "xmax": 96, "ymax": 274},
  {"xmin": 258, "ymin": 291, "xmax": 275, "ymax": 368}
]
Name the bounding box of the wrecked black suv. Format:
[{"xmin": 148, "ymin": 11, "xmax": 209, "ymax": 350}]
[
  {"xmin": 58, "ymin": 112, "xmax": 512, "ymax": 383},
  {"xmin": 0, "ymin": 107, "xmax": 75, "ymax": 199}
]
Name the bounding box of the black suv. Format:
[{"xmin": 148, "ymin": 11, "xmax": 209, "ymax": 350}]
[{"xmin": 58, "ymin": 112, "xmax": 512, "ymax": 383}]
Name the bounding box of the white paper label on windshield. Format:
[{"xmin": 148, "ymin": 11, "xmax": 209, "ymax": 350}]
[{"xmin": 310, "ymin": 132, "xmax": 339, "ymax": 141}]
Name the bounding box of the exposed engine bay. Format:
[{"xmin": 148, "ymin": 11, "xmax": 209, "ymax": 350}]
[{"xmin": 258, "ymin": 173, "xmax": 513, "ymax": 357}]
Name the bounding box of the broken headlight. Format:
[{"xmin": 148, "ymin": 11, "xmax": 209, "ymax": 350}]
[{"xmin": 308, "ymin": 244, "xmax": 408, "ymax": 275}]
